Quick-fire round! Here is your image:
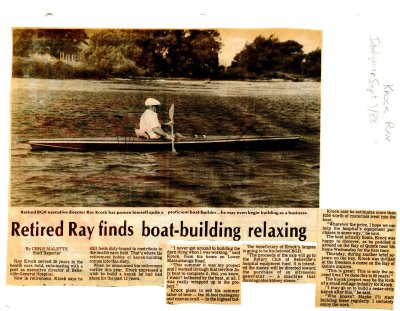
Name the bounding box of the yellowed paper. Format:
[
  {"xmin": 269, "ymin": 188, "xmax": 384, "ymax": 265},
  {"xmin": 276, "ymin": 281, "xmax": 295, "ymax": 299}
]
[
  {"xmin": 242, "ymin": 243, "xmax": 316, "ymax": 283},
  {"xmin": 7, "ymin": 207, "xmax": 317, "ymax": 286},
  {"xmin": 316, "ymin": 209, "xmax": 396, "ymax": 309},
  {"xmin": 166, "ymin": 244, "xmax": 241, "ymax": 304},
  {"xmin": 7, "ymin": 209, "xmax": 166, "ymax": 286}
]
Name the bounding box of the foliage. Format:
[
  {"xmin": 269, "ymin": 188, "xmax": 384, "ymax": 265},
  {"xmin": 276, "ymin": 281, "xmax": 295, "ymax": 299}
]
[
  {"xmin": 13, "ymin": 29, "xmax": 37, "ymax": 57},
  {"xmin": 227, "ymin": 35, "xmax": 306, "ymax": 79},
  {"xmin": 12, "ymin": 29, "xmax": 320, "ymax": 80},
  {"xmin": 12, "ymin": 57, "xmax": 100, "ymax": 79},
  {"xmin": 13, "ymin": 29, "xmax": 88, "ymax": 58},
  {"xmin": 82, "ymin": 29, "xmax": 221, "ymax": 78},
  {"xmin": 303, "ymin": 48, "xmax": 321, "ymax": 78},
  {"xmin": 82, "ymin": 30, "xmax": 144, "ymax": 78},
  {"xmin": 156, "ymin": 29, "xmax": 221, "ymax": 78}
]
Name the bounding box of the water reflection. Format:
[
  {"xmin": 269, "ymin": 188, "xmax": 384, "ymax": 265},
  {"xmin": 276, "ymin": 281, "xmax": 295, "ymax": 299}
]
[{"xmin": 10, "ymin": 78, "xmax": 320, "ymax": 207}]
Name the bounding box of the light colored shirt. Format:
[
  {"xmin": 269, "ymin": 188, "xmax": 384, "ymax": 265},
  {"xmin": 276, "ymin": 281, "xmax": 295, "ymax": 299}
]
[{"xmin": 139, "ymin": 109, "xmax": 162, "ymax": 139}]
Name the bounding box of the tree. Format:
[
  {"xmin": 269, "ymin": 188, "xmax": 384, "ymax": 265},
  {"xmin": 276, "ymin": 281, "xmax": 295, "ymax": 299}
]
[
  {"xmin": 12, "ymin": 28, "xmax": 88, "ymax": 58},
  {"xmin": 13, "ymin": 29, "xmax": 36, "ymax": 56},
  {"xmin": 278, "ymin": 40, "xmax": 304, "ymax": 73},
  {"xmin": 230, "ymin": 35, "xmax": 280, "ymax": 75},
  {"xmin": 82, "ymin": 30, "xmax": 143, "ymax": 77},
  {"xmin": 228, "ymin": 35, "xmax": 305, "ymax": 78},
  {"xmin": 133, "ymin": 29, "xmax": 172, "ymax": 76},
  {"xmin": 133, "ymin": 29, "xmax": 221, "ymax": 78},
  {"xmin": 303, "ymin": 48, "xmax": 321, "ymax": 78},
  {"xmin": 35, "ymin": 29, "xmax": 88, "ymax": 57},
  {"xmin": 14, "ymin": 28, "xmax": 223, "ymax": 79},
  {"xmin": 186, "ymin": 30, "xmax": 221, "ymax": 78},
  {"xmin": 83, "ymin": 29, "xmax": 222, "ymax": 78}
]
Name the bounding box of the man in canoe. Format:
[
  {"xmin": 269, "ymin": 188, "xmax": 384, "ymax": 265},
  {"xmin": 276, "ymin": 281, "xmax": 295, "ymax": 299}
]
[{"xmin": 135, "ymin": 98, "xmax": 174, "ymax": 140}]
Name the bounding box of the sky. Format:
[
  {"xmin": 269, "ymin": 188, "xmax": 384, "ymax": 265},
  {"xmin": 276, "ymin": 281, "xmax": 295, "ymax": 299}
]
[{"xmin": 217, "ymin": 28, "xmax": 322, "ymax": 66}]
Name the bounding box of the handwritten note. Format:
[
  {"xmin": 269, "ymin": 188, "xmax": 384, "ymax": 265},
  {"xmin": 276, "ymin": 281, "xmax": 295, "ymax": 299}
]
[
  {"xmin": 383, "ymin": 84, "xmax": 394, "ymax": 142},
  {"xmin": 367, "ymin": 36, "xmax": 395, "ymax": 144}
]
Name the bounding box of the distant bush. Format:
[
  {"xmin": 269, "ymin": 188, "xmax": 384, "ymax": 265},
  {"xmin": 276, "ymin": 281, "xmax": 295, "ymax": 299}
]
[
  {"xmin": 221, "ymin": 67, "xmax": 260, "ymax": 80},
  {"xmin": 12, "ymin": 57, "xmax": 147, "ymax": 79},
  {"xmin": 12, "ymin": 57, "xmax": 106, "ymax": 79},
  {"xmin": 12, "ymin": 57, "xmax": 52, "ymax": 78},
  {"xmin": 303, "ymin": 49, "xmax": 321, "ymax": 78}
]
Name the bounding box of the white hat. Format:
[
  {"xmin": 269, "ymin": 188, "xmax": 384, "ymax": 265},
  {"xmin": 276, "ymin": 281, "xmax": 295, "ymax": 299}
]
[{"xmin": 145, "ymin": 98, "xmax": 161, "ymax": 106}]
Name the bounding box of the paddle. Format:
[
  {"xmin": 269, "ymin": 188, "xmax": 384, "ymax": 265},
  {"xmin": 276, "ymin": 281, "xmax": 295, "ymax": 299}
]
[{"xmin": 168, "ymin": 104, "xmax": 177, "ymax": 154}]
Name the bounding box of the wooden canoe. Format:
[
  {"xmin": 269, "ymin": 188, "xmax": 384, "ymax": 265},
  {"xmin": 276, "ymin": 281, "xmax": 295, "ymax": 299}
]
[{"xmin": 28, "ymin": 135, "xmax": 300, "ymax": 152}]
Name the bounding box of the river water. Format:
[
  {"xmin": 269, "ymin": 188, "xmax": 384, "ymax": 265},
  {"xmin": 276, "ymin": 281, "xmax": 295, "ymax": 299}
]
[{"xmin": 10, "ymin": 78, "xmax": 320, "ymax": 208}]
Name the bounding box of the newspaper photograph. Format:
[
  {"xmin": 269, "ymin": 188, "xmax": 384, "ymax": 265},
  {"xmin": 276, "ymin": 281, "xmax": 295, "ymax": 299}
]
[
  {"xmin": 2, "ymin": 2, "xmax": 400, "ymax": 311},
  {"xmin": 6, "ymin": 26, "xmax": 325, "ymax": 306},
  {"xmin": 10, "ymin": 28, "xmax": 320, "ymax": 208}
]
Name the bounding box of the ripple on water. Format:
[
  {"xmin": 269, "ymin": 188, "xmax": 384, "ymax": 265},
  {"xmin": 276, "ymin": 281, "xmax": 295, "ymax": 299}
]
[{"xmin": 10, "ymin": 78, "xmax": 320, "ymax": 207}]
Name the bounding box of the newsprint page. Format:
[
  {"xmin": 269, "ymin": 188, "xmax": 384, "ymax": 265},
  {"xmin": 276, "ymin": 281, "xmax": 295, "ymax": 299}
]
[{"xmin": 1, "ymin": 1, "xmax": 400, "ymax": 311}]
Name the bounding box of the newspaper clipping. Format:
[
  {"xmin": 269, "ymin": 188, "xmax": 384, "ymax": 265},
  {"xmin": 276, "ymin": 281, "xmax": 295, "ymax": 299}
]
[
  {"xmin": 7, "ymin": 207, "xmax": 397, "ymax": 308},
  {"xmin": 316, "ymin": 209, "xmax": 396, "ymax": 309},
  {"xmin": 6, "ymin": 26, "xmax": 398, "ymax": 310}
]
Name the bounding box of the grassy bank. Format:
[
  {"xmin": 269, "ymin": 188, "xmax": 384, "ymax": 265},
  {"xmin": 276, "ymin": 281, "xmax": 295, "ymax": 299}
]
[
  {"xmin": 12, "ymin": 57, "xmax": 104, "ymax": 79},
  {"xmin": 12, "ymin": 57, "xmax": 319, "ymax": 81}
]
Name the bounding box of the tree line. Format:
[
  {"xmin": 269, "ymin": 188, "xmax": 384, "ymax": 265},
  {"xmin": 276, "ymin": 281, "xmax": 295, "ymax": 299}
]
[
  {"xmin": 226, "ymin": 35, "xmax": 321, "ymax": 80},
  {"xmin": 12, "ymin": 29, "xmax": 321, "ymax": 80}
]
